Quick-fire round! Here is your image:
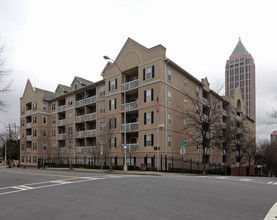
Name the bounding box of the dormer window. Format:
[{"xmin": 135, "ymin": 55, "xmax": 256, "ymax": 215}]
[
  {"xmin": 74, "ymin": 84, "xmax": 79, "ymax": 90},
  {"xmin": 57, "ymin": 90, "xmax": 62, "ymax": 96}
]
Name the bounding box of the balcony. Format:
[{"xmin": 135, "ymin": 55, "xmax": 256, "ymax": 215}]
[
  {"xmin": 59, "ymin": 147, "xmax": 66, "ymax": 154},
  {"xmin": 85, "ymin": 112, "xmax": 96, "ymax": 121},
  {"xmin": 122, "ymin": 79, "xmax": 138, "ymax": 91},
  {"xmin": 76, "ymin": 131, "xmax": 86, "ymax": 138},
  {"xmin": 75, "ymin": 146, "xmax": 86, "ymax": 153},
  {"xmin": 58, "ymin": 133, "xmax": 66, "ymax": 140},
  {"xmin": 26, "ymin": 110, "xmax": 32, "ymax": 116},
  {"xmin": 122, "ymin": 143, "xmax": 139, "ymax": 153},
  {"xmin": 202, "ymin": 97, "xmax": 210, "ymax": 106},
  {"xmin": 122, "ymin": 100, "xmax": 138, "ymax": 111},
  {"xmin": 86, "ymin": 129, "xmax": 97, "ymax": 137},
  {"xmin": 122, "ymin": 122, "xmax": 139, "ymax": 132},
  {"xmin": 76, "ymin": 99, "xmax": 85, "ymax": 107},
  {"xmin": 75, "ymin": 115, "xmax": 85, "ymax": 123},
  {"xmin": 86, "ymin": 146, "xmax": 97, "ymax": 153},
  {"xmin": 58, "ymin": 119, "xmax": 66, "ymax": 126},
  {"xmin": 26, "ymin": 148, "xmax": 32, "ymax": 153},
  {"xmin": 26, "ymin": 135, "xmax": 32, "ymax": 141},
  {"xmin": 26, "ymin": 123, "xmax": 32, "ymax": 129},
  {"xmin": 58, "ymin": 105, "xmax": 66, "ymax": 112},
  {"xmin": 85, "ymin": 96, "xmax": 96, "ymax": 105},
  {"xmin": 236, "ymin": 115, "xmax": 242, "ymax": 121}
]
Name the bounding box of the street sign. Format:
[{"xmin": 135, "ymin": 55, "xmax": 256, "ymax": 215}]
[
  {"xmin": 180, "ymin": 142, "xmax": 186, "ymax": 148},
  {"xmin": 180, "ymin": 147, "xmax": 186, "ymax": 155}
]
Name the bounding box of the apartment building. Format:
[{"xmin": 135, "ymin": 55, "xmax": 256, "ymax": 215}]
[
  {"xmin": 20, "ymin": 38, "xmax": 255, "ymax": 175},
  {"xmin": 225, "ymin": 37, "xmax": 256, "ymax": 121}
]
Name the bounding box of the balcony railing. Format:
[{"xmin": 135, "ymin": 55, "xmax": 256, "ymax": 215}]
[
  {"xmin": 59, "ymin": 147, "xmax": 66, "ymax": 154},
  {"xmin": 75, "ymin": 146, "xmax": 86, "ymax": 153},
  {"xmin": 236, "ymin": 115, "xmax": 242, "ymax": 121},
  {"xmin": 26, "ymin": 123, "xmax": 32, "ymax": 129},
  {"xmin": 58, "ymin": 105, "xmax": 66, "ymax": 112},
  {"xmin": 58, "ymin": 133, "xmax": 66, "ymax": 140},
  {"xmin": 76, "ymin": 99, "xmax": 85, "ymax": 107},
  {"xmin": 85, "ymin": 96, "xmax": 96, "ymax": 105},
  {"xmin": 122, "ymin": 143, "xmax": 139, "ymax": 152},
  {"xmin": 122, "ymin": 79, "xmax": 138, "ymax": 91},
  {"xmin": 58, "ymin": 119, "xmax": 66, "ymax": 126},
  {"xmin": 202, "ymin": 97, "xmax": 210, "ymax": 106},
  {"xmin": 86, "ymin": 146, "xmax": 97, "ymax": 153},
  {"xmin": 122, "ymin": 100, "xmax": 138, "ymax": 111},
  {"xmin": 86, "ymin": 129, "xmax": 97, "ymax": 137},
  {"xmin": 122, "ymin": 122, "xmax": 139, "ymax": 132},
  {"xmin": 26, "ymin": 135, "xmax": 32, "ymax": 141},
  {"xmin": 75, "ymin": 115, "xmax": 85, "ymax": 123},
  {"xmin": 26, "ymin": 110, "xmax": 32, "ymax": 116},
  {"xmin": 85, "ymin": 112, "xmax": 96, "ymax": 121},
  {"xmin": 26, "ymin": 148, "xmax": 32, "ymax": 153},
  {"xmin": 76, "ymin": 131, "xmax": 86, "ymax": 138}
]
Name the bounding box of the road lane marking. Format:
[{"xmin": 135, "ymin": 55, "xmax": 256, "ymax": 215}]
[
  {"xmin": 0, "ymin": 169, "xmax": 80, "ymax": 178},
  {"xmin": 240, "ymin": 178, "xmax": 252, "ymax": 182},
  {"xmin": 264, "ymin": 202, "xmax": 277, "ymax": 220},
  {"xmin": 0, "ymin": 176, "xmax": 121, "ymax": 196}
]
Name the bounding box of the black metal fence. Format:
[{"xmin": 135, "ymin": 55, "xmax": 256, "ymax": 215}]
[{"xmin": 37, "ymin": 154, "xmax": 230, "ymax": 175}]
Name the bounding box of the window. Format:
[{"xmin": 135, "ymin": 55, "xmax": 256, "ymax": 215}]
[
  {"xmin": 144, "ymin": 89, "xmax": 154, "ymax": 102},
  {"xmin": 109, "ymin": 79, "xmax": 117, "ymax": 91},
  {"xmin": 110, "ymin": 137, "xmax": 117, "ymax": 148},
  {"xmin": 196, "ymin": 87, "xmax": 200, "ymax": 97},
  {"xmin": 21, "ymin": 107, "xmax": 25, "ymax": 115},
  {"xmin": 109, "ymin": 118, "xmax": 116, "ymax": 129},
  {"xmin": 184, "ymin": 98, "xmax": 187, "ymax": 105},
  {"xmin": 33, "ymin": 116, "xmax": 37, "ymax": 124},
  {"xmin": 109, "ymin": 99, "xmax": 117, "ymax": 110},
  {"xmin": 43, "ymin": 143, "xmax": 47, "ymax": 150},
  {"xmin": 143, "ymin": 66, "xmax": 155, "ymax": 80},
  {"xmin": 21, "ymin": 156, "xmax": 24, "ymax": 163},
  {"xmin": 68, "ymin": 127, "xmax": 73, "ymax": 135},
  {"xmin": 21, "ymin": 119, "xmax": 24, "ymax": 126},
  {"xmin": 68, "ymin": 141, "xmax": 72, "ymax": 149},
  {"xmin": 100, "ymin": 104, "xmax": 105, "ymax": 114},
  {"xmin": 110, "ymin": 157, "xmax": 116, "ymax": 166},
  {"xmin": 168, "ymin": 91, "xmax": 172, "ymax": 103},
  {"xmin": 21, "ymin": 144, "xmax": 24, "ymax": 150},
  {"xmin": 184, "ymin": 118, "xmax": 187, "ymax": 125},
  {"xmin": 33, "ymin": 129, "xmax": 37, "ymax": 137},
  {"xmin": 33, "ymin": 103, "xmax": 37, "ymax": 111},
  {"xmin": 144, "ymin": 112, "xmax": 154, "ymax": 124},
  {"xmin": 168, "ymin": 135, "xmax": 172, "ymax": 146},
  {"xmin": 168, "ymin": 69, "xmax": 172, "ymax": 81},
  {"xmin": 88, "ymin": 157, "xmax": 94, "ymax": 165},
  {"xmin": 57, "ymin": 90, "xmax": 62, "ymax": 96},
  {"xmin": 68, "ymin": 112, "xmax": 72, "ymax": 120},
  {"xmin": 52, "ymin": 143, "xmax": 56, "ymax": 150},
  {"xmin": 168, "ymin": 113, "xmax": 172, "ymax": 125},
  {"xmin": 99, "ymin": 86, "xmax": 105, "ymax": 97},
  {"xmin": 52, "ymin": 116, "xmax": 56, "ymax": 124},
  {"xmin": 26, "ymin": 156, "xmax": 31, "ymax": 163},
  {"xmin": 74, "ymin": 84, "xmax": 79, "ymax": 90},
  {"xmin": 52, "ymin": 130, "xmax": 56, "ymax": 137},
  {"xmin": 184, "ymin": 79, "xmax": 188, "ymax": 87},
  {"xmin": 100, "ymin": 122, "xmax": 106, "ymax": 131},
  {"xmin": 33, "ymin": 156, "xmax": 37, "ymax": 163},
  {"xmin": 43, "ymin": 103, "xmax": 47, "ymax": 111},
  {"xmin": 42, "ymin": 116, "xmax": 47, "ymax": 124},
  {"xmin": 33, "ymin": 142, "xmax": 37, "ymax": 150},
  {"xmin": 196, "ymin": 140, "xmax": 199, "ymax": 149},
  {"xmin": 43, "ymin": 130, "xmax": 47, "ymax": 137},
  {"xmin": 51, "ymin": 103, "xmax": 56, "ymax": 111},
  {"xmin": 68, "ymin": 97, "xmax": 73, "ymax": 106},
  {"xmin": 144, "ymin": 134, "xmax": 154, "ymax": 146}
]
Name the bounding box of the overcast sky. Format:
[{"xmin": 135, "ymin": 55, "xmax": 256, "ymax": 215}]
[{"xmin": 0, "ymin": 0, "xmax": 277, "ymax": 140}]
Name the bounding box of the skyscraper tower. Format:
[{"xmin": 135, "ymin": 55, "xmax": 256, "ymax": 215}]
[{"xmin": 225, "ymin": 37, "xmax": 256, "ymax": 120}]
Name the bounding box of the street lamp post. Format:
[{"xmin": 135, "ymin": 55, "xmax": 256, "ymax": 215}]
[{"xmin": 103, "ymin": 56, "xmax": 127, "ymax": 171}]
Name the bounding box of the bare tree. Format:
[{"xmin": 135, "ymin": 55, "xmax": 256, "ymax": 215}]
[{"xmin": 0, "ymin": 42, "xmax": 11, "ymax": 110}]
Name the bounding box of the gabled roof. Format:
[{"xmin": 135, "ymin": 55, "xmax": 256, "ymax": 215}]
[
  {"xmin": 71, "ymin": 76, "xmax": 93, "ymax": 87},
  {"xmin": 231, "ymin": 37, "xmax": 248, "ymax": 55},
  {"xmin": 34, "ymin": 88, "xmax": 56, "ymax": 101},
  {"xmin": 58, "ymin": 84, "xmax": 72, "ymax": 92}
]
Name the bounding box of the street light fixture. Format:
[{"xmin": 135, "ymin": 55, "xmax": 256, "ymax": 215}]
[{"xmin": 103, "ymin": 56, "xmax": 128, "ymax": 171}]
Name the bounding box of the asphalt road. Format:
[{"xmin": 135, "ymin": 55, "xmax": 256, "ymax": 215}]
[{"xmin": 0, "ymin": 168, "xmax": 276, "ymax": 220}]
